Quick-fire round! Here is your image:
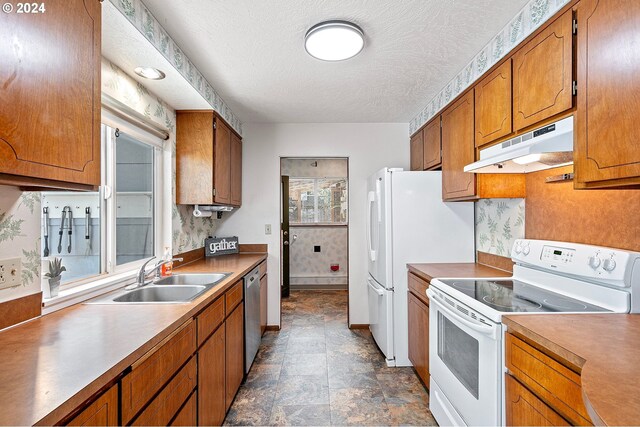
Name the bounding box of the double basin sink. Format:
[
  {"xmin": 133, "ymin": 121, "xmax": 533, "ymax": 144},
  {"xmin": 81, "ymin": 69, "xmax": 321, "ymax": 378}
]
[{"xmin": 88, "ymin": 273, "xmax": 230, "ymax": 304}]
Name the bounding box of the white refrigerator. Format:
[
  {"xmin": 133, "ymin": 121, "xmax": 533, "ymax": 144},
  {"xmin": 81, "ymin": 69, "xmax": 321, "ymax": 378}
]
[{"xmin": 367, "ymin": 168, "xmax": 475, "ymax": 366}]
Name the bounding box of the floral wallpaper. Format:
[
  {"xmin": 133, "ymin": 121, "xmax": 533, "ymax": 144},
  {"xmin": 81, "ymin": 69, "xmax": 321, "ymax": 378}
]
[
  {"xmin": 290, "ymin": 226, "xmax": 348, "ymax": 287},
  {"xmin": 108, "ymin": 0, "xmax": 242, "ymax": 135},
  {"xmin": 475, "ymin": 198, "xmax": 525, "ymax": 257},
  {"xmin": 101, "ymin": 58, "xmax": 218, "ymax": 255},
  {"xmin": 409, "ymin": 0, "xmax": 570, "ymax": 134},
  {"xmin": 0, "ymin": 186, "xmax": 43, "ymax": 303}
]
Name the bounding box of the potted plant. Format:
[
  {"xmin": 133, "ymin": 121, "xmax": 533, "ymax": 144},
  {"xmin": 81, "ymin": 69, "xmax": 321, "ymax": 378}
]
[{"xmin": 44, "ymin": 257, "xmax": 66, "ymax": 298}]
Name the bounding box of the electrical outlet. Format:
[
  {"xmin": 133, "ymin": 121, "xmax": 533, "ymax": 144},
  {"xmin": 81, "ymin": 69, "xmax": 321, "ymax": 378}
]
[
  {"xmin": 265, "ymin": 224, "xmax": 272, "ymax": 235},
  {"xmin": 0, "ymin": 258, "xmax": 21, "ymax": 290}
]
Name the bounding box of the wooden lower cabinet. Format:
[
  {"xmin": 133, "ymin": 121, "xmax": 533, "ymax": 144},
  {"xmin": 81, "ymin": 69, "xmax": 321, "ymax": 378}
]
[
  {"xmin": 407, "ymin": 291, "xmax": 429, "ymax": 386},
  {"xmin": 225, "ymin": 302, "xmax": 245, "ymax": 411},
  {"xmin": 506, "ymin": 375, "xmax": 569, "ymax": 427},
  {"xmin": 121, "ymin": 320, "xmax": 196, "ymax": 425},
  {"xmin": 198, "ymin": 324, "xmax": 226, "ymax": 426},
  {"xmin": 67, "ymin": 384, "xmax": 118, "ymax": 426},
  {"xmin": 131, "ymin": 357, "xmax": 197, "ymax": 426},
  {"xmin": 170, "ymin": 392, "xmax": 197, "ymax": 426}
]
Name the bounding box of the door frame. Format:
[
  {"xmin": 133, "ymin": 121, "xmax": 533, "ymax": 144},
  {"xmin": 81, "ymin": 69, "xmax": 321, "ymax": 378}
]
[{"xmin": 279, "ymin": 157, "xmax": 350, "ymax": 325}]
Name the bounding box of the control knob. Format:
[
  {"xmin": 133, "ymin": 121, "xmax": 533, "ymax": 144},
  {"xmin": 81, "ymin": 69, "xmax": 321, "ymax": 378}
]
[
  {"xmin": 602, "ymin": 258, "xmax": 616, "ymax": 272},
  {"xmin": 523, "ymin": 244, "xmax": 530, "ymax": 255},
  {"xmin": 514, "ymin": 242, "xmax": 522, "ymax": 254},
  {"xmin": 588, "ymin": 255, "xmax": 601, "ymax": 269}
]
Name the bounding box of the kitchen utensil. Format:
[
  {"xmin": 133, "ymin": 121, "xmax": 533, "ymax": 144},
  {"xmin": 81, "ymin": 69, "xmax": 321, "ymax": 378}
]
[
  {"xmin": 84, "ymin": 207, "xmax": 91, "ymax": 256},
  {"xmin": 43, "ymin": 207, "xmax": 49, "ymax": 257},
  {"xmin": 67, "ymin": 209, "xmax": 73, "ymax": 254},
  {"xmin": 57, "ymin": 207, "xmax": 68, "ymax": 254}
]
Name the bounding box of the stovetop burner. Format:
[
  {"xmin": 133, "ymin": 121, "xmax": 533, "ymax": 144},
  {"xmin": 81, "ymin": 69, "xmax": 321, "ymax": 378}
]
[{"xmin": 437, "ymin": 279, "xmax": 609, "ymax": 313}]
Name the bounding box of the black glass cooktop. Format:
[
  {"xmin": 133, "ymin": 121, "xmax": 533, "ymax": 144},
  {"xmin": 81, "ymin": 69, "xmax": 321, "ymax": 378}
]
[{"xmin": 437, "ymin": 279, "xmax": 610, "ymax": 313}]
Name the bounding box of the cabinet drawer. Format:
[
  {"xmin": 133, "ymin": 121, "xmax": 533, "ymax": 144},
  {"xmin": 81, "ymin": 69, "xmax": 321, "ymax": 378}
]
[
  {"xmin": 505, "ymin": 333, "xmax": 591, "ymax": 426},
  {"xmin": 197, "ymin": 296, "xmax": 225, "ymax": 346},
  {"xmin": 506, "ymin": 374, "xmax": 570, "ymax": 426},
  {"xmin": 170, "ymin": 390, "xmax": 197, "ymax": 426},
  {"xmin": 225, "ymin": 280, "xmax": 243, "ymax": 314},
  {"xmin": 121, "ymin": 320, "xmax": 196, "ymax": 424},
  {"xmin": 259, "ymin": 261, "xmax": 267, "ymax": 278},
  {"xmin": 408, "ymin": 272, "xmax": 429, "ymax": 306},
  {"xmin": 131, "ymin": 357, "xmax": 197, "ymax": 426},
  {"xmin": 66, "ymin": 384, "xmax": 118, "ymax": 426}
]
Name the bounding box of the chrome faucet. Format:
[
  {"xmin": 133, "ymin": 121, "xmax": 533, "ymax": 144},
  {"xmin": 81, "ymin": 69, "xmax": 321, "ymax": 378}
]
[{"xmin": 125, "ymin": 256, "xmax": 184, "ymax": 290}]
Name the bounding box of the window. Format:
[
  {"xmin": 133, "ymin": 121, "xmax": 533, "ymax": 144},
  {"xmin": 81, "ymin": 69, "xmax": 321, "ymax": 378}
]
[
  {"xmin": 41, "ymin": 122, "xmax": 168, "ymax": 289},
  {"xmin": 289, "ymin": 178, "xmax": 347, "ymax": 224}
]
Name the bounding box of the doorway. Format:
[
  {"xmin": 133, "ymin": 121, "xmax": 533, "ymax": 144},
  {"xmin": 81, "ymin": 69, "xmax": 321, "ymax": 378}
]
[{"xmin": 280, "ymin": 157, "xmax": 349, "ymax": 305}]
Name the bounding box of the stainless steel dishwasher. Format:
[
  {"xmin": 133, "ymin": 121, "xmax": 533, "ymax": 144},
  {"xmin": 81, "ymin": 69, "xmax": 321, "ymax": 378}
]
[{"xmin": 244, "ymin": 267, "xmax": 261, "ymax": 373}]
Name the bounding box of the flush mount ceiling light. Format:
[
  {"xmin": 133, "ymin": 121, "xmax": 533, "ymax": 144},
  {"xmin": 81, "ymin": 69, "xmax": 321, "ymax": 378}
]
[
  {"xmin": 134, "ymin": 66, "xmax": 166, "ymax": 80},
  {"xmin": 305, "ymin": 20, "xmax": 364, "ymax": 61}
]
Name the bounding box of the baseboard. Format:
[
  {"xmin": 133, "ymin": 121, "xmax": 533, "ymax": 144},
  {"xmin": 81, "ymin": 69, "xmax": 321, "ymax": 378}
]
[
  {"xmin": 290, "ymin": 284, "xmax": 347, "ymax": 291},
  {"xmin": 349, "ymin": 324, "xmax": 369, "ymax": 329},
  {"xmin": 265, "ymin": 325, "xmax": 281, "ymax": 331}
]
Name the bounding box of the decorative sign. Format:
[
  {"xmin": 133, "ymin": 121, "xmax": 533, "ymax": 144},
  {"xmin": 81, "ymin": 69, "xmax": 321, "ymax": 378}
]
[{"xmin": 205, "ymin": 236, "xmax": 239, "ymax": 257}]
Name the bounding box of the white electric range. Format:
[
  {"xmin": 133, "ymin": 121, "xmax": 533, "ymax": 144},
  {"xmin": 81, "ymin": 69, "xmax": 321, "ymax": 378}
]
[{"xmin": 427, "ymin": 239, "xmax": 640, "ymax": 427}]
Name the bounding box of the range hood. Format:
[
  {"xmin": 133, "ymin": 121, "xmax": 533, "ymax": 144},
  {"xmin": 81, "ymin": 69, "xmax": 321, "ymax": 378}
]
[{"xmin": 464, "ymin": 116, "xmax": 574, "ymax": 173}]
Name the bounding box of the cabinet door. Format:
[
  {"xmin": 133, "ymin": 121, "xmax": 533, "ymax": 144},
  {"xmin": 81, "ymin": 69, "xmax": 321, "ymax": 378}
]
[
  {"xmin": 423, "ymin": 117, "xmax": 442, "ymax": 170},
  {"xmin": 225, "ymin": 302, "xmax": 244, "ymax": 410},
  {"xmin": 475, "ymin": 59, "xmax": 513, "ymax": 147},
  {"xmin": 176, "ymin": 111, "xmax": 215, "ymax": 205},
  {"xmin": 260, "ymin": 274, "xmax": 268, "ymax": 336},
  {"xmin": 407, "ymin": 292, "xmax": 429, "ymax": 386},
  {"xmin": 506, "ymin": 375, "xmax": 570, "ymax": 427},
  {"xmin": 0, "ymin": 0, "xmax": 101, "ymax": 188},
  {"xmin": 230, "ymin": 133, "xmax": 242, "ymax": 206},
  {"xmin": 513, "ymin": 10, "xmax": 573, "ymax": 131},
  {"xmin": 214, "ymin": 118, "xmax": 231, "ymax": 205},
  {"xmin": 574, "ymin": 0, "xmax": 640, "ymax": 188},
  {"xmin": 170, "ymin": 391, "xmax": 197, "ymax": 426},
  {"xmin": 410, "ymin": 130, "xmax": 424, "ymax": 171},
  {"xmin": 198, "ymin": 325, "xmax": 226, "ymax": 426},
  {"xmin": 67, "ymin": 384, "xmax": 118, "ymax": 426},
  {"xmin": 442, "ymin": 90, "xmax": 476, "ymax": 201}
]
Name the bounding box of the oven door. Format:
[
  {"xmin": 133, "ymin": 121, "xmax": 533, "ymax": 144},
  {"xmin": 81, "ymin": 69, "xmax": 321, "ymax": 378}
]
[{"xmin": 427, "ymin": 288, "xmax": 502, "ymax": 426}]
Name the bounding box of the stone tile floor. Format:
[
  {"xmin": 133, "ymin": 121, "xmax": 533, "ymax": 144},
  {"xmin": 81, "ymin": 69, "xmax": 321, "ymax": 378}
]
[{"xmin": 224, "ymin": 290, "xmax": 437, "ymax": 426}]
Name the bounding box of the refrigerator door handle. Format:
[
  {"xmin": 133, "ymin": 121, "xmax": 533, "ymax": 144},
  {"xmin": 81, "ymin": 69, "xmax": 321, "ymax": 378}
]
[
  {"xmin": 368, "ymin": 279, "xmax": 384, "ymax": 296},
  {"xmin": 366, "ymin": 191, "xmax": 376, "ymax": 262}
]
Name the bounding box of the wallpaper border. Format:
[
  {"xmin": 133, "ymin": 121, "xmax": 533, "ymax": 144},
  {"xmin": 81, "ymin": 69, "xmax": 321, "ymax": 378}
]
[
  {"xmin": 109, "ymin": 0, "xmax": 243, "ymax": 135},
  {"xmin": 409, "ymin": 0, "xmax": 569, "ymax": 135}
]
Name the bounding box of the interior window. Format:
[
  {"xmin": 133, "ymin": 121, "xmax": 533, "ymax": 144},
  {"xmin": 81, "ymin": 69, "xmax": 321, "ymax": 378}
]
[
  {"xmin": 115, "ymin": 132, "xmax": 155, "ymax": 265},
  {"xmin": 289, "ymin": 178, "xmax": 348, "ymax": 224}
]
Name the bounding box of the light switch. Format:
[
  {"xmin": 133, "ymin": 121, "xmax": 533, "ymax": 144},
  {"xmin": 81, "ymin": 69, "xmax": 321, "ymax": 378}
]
[{"xmin": 265, "ymin": 224, "xmax": 272, "ymax": 235}]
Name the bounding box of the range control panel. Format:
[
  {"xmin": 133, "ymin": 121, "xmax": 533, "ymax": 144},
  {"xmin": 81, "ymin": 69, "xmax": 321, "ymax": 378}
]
[{"xmin": 511, "ymin": 239, "xmax": 640, "ymax": 289}]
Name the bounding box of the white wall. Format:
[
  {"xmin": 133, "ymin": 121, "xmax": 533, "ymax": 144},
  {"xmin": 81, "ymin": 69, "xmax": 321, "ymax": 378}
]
[{"xmin": 215, "ymin": 123, "xmax": 409, "ymax": 326}]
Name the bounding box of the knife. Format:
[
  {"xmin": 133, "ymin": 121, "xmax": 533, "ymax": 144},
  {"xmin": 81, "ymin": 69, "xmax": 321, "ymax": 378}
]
[{"xmin": 43, "ymin": 207, "xmax": 49, "ymax": 257}]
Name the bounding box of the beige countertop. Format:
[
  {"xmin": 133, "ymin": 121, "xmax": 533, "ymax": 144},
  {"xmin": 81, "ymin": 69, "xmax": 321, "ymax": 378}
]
[
  {"xmin": 0, "ymin": 252, "xmax": 266, "ymax": 426},
  {"xmin": 504, "ymin": 314, "xmax": 640, "ymax": 426}
]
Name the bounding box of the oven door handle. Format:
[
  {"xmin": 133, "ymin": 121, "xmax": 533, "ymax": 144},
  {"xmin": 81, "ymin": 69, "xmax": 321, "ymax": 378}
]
[{"xmin": 427, "ymin": 289, "xmax": 495, "ymax": 335}]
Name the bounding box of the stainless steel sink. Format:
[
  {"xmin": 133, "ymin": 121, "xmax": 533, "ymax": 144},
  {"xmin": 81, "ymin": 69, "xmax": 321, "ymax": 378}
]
[
  {"xmin": 113, "ymin": 285, "xmax": 206, "ymax": 303},
  {"xmin": 86, "ymin": 272, "xmax": 231, "ymax": 304},
  {"xmin": 154, "ymin": 273, "xmax": 229, "ymax": 287}
]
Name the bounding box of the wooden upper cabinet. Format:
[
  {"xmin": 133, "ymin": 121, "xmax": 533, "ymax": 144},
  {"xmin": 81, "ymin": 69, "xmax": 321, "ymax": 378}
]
[
  {"xmin": 176, "ymin": 111, "xmax": 242, "ymax": 206},
  {"xmin": 230, "ymin": 133, "xmax": 242, "ymax": 206},
  {"xmin": 0, "ymin": 0, "xmax": 101, "ymax": 190},
  {"xmin": 475, "ymin": 59, "xmax": 513, "ymax": 147},
  {"xmin": 513, "ymin": 10, "xmax": 574, "ymax": 131},
  {"xmin": 423, "ymin": 117, "xmax": 442, "ymax": 170},
  {"xmin": 410, "ymin": 130, "xmax": 424, "ymax": 171},
  {"xmin": 574, "ymin": 0, "xmax": 640, "ymax": 188},
  {"xmin": 214, "ymin": 118, "xmax": 231, "ymax": 205},
  {"xmin": 442, "ymin": 90, "xmax": 476, "ymax": 201}
]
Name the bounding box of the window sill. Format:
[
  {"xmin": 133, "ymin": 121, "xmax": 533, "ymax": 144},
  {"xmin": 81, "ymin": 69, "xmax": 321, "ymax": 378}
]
[{"xmin": 42, "ymin": 270, "xmax": 138, "ymax": 315}]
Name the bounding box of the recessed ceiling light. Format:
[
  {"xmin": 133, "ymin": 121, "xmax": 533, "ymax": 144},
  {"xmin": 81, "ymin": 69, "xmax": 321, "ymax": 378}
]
[
  {"xmin": 134, "ymin": 66, "xmax": 166, "ymax": 80},
  {"xmin": 305, "ymin": 20, "xmax": 364, "ymax": 61}
]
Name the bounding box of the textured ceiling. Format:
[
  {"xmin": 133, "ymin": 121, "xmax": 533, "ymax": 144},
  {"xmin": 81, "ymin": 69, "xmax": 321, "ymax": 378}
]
[{"xmin": 142, "ymin": 0, "xmax": 529, "ymax": 123}]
